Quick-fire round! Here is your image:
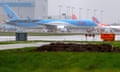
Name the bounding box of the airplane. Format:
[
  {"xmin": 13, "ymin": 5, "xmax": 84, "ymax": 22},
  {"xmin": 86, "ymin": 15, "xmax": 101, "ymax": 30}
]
[
  {"xmin": 92, "ymin": 16, "xmax": 109, "ymax": 27},
  {"xmin": 92, "ymin": 16, "xmax": 120, "ymax": 33},
  {"xmin": 3, "ymin": 5, "xmax": 98, "ymax": 32},
  {"xmin": 2, "ymin": 5, "xmax": 41, "ymax": 28},
  {"xmin": 91, "ymin": 16, "xmax": 112, "ymax": 33},
  {"xmin": 100, "ymin": 25, "xmax": 120, "ymax": 33}
]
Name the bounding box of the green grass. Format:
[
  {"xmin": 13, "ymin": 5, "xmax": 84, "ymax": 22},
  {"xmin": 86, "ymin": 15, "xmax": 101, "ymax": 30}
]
[
  {"xmin": 1, "ymin": 47, "xmax": 120, "ymax": 72},
  {"xmin": 0, "ymin": 41, "xmax": 46, "ymax": 45},
  {"xmin": 0, "ymin": 32, "xmax": 15, "ymax": 36},
  {"xmin": 1, "ymin": 40, "xmax": 120, "ymax": 48},
  {"xmin": 0, "ymin": 32, "xmax": 85, "ymax": 36}
]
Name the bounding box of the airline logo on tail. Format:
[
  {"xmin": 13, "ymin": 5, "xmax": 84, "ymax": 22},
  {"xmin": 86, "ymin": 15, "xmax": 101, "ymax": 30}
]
[
  {"xmin": 8, "ymin": 14, "xmax": 13, "ymax": 18},
  {"xmin": 2, "ymin": 5, "xmax": 19, "ymax": 20}
]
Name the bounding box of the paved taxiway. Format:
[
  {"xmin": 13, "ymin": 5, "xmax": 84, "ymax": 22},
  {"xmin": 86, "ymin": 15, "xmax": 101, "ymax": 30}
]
[
  {"xmin": 0, "ymin": 35, "xmax": 120, "ymax": 50},
  {"xmin": 0, "ymin": 35, "xmax": 103, "ymax": 41},
  {"xmin": 0, "ymin": 34, "xmax": 120, "ymax": 41}
]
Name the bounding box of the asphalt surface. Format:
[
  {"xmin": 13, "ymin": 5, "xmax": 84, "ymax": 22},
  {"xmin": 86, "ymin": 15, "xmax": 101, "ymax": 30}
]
[
  {"xmin": 0, "ymin": 35, "xmax": 102, "ymax": 41},
  {"xmin": 0, "ymin": 35, "xmax": 120, "ymax": 50}
]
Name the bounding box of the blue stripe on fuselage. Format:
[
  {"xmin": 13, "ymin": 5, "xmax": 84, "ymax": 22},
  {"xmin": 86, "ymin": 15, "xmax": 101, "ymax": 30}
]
[{"xmin": 37, "ymin": 19, "xmax": 97, "ymax": 27}]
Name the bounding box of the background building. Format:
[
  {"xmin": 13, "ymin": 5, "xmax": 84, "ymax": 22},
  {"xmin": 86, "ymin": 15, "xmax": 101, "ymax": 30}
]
[
  {"xmin": 0, "ymin": 0, "xmax": 81, "ymax": 22},
  {"xmin": 1, "ymin": 0, "xmax": 120, "ymax": 24},
  {"xmin": 0, "ymin": 0, "xmax": 48, "ymax": 22},
  {"xmin": 0, "ymin": 0, "xmax": 106, "ymax": 23}
]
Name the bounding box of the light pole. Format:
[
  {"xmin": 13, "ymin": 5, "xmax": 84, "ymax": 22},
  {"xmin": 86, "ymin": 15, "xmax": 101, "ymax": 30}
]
[
  {"xmin": 62, "ymin": 13, "xmax": 67, "ymax": 19},
  {"xmin": 100, "ymin": 10, "xmax": 104, "ymax": 22},
  {"xmin": 58, "ymin": 5, "xmax": 62, "ymax": 19},
  {"xmin": 71, "ymin": 7, "xmax": 75, "ymax": 19},
  {"xmin": 72, "ymin": 7, "xmax": 75, "ymax": 14},
  {"xmin": 86, "ymin": 9, "xmax": 90, "ymax": 19},
  {"xmin": 93, "ymin": 9, "xmax": 97, "ymax": 17},
  {"xmin": 79, "ymin": 8, "xmax": 82, "ymax": 19},
  {"xmin": 66, "ymin": 6, "xmax": 70, "ymax": 19}
]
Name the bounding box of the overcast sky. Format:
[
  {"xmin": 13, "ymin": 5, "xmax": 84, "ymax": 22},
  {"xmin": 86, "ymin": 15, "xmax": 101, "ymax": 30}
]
[{"xmin": 48, "ymin": 0, "xmax": 120, "ymax": 24}]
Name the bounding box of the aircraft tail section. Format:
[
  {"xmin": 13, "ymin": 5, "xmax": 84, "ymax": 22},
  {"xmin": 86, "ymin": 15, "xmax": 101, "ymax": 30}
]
[
  {"xmin": 92, "ymin": 16, "xmax": 108, "ymax": 27},
  {"xmin": 92, "ymin": 16, "xmax": 100, "ymax": 24},
  {"xmin": 72, "ymin": 14, "xmax": 77, "ymax": 20},
  {"xmin": 3, "ymin": 5, "xmax": 19, "ymax": 20}
]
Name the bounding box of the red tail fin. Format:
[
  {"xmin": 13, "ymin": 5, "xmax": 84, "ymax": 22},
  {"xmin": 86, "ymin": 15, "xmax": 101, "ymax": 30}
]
[
  {"xmin": 92, "ymin": 16, "xmax": 108, "ymax": 27},
  {"xmin": 72, "ymin": 14, "xmax": 77, "ymax": 20},
  {"xmin": 92, "ymin": 16, "xmax": 100, "ymax": 24}
]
